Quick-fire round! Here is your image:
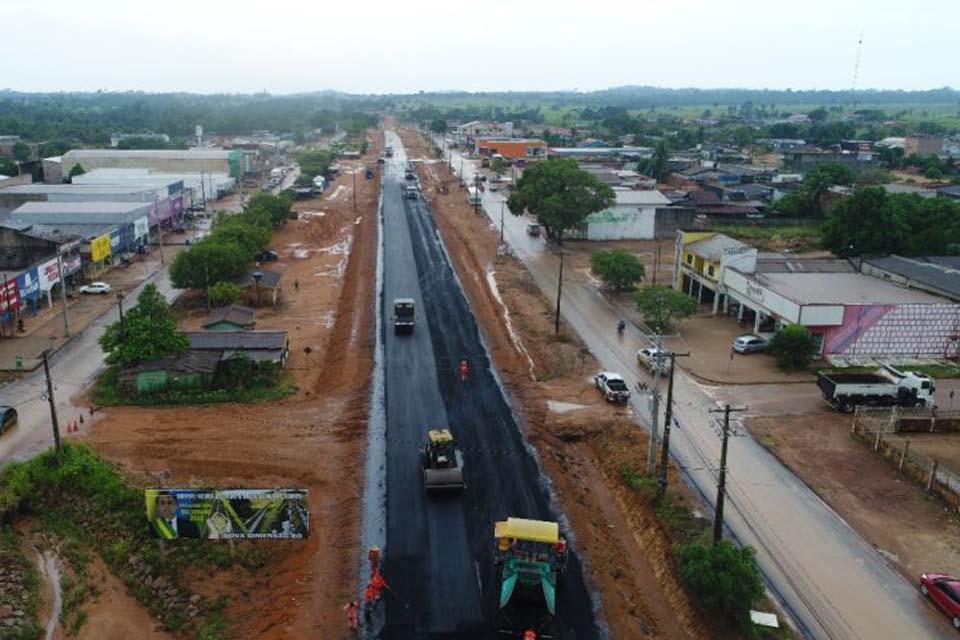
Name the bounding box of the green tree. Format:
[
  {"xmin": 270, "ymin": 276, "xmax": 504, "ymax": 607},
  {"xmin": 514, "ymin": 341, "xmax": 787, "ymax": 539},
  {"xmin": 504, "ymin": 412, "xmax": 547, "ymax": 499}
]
[
  {"xmin": 770, "ymin": 190, "xmax": 814, "ymax": 217},
  {"xmin": 808, "ymin": 107, "xmax": 828, "ymax": 123},
  {"xmin": 169, "ymin": 240, "xmax": 249, "ymax": 290},
  {"xmin": 210, "ymin": 220, "xmax": 271, "ymax": 255},
  {"xmin": 768, "ymin": 324, "xmax": 820, "ymax": 370},
  {"xmin": 634, "ymin": 286, "xmax": 696, "ymax": 332},
  {"xmin": 590, "ymin": 250, "xmax": 645, "ymax": 292},
  {"xmin": 822, "ymin": 186, "xmax": 905, "ymax": 256},
  {"xmin": 245, "ymin": 191, "xmax": 293, "ymax": 227},
  {"xmin": 11, "ymin": 142, "xmax": 31, "ymax": 162},
  {"xmin": 507, "ymin": 157, "xmax": 615, "ymax": 331},
  {"xmin": 924, "ymin": 166, "xmax": 944, "ymax": 180},
  {"xmin": 0, "ymin": 157, "xmax": 17, "ymax": 177},
  {"xmin": 429, "ymin": 118, "xmax": 447, "ymax": 134},
  {"xmin": 645, "ymin": 140, "xmax": 670, "ymax": 182},
  {"xmin": 490, "ymin": 157, "xmax": 507, "ymax": 178},
  {"xmin": 208, "ymin": 281, "xmax": 243, "ymax": 306},
  {"xmin": 507, "ymin": 158, "xmax": 615, "ymax": 243},
  {"xmin": 67, "ymin": 163, "xmax": 86, "ymax": 181},
  {"xmin": 99, "ymin": 284, "xmax": 188, "ymax": 368},
  {"xmin": 678, "ymin": 540, "xmax": 763, "ymax": 629}
]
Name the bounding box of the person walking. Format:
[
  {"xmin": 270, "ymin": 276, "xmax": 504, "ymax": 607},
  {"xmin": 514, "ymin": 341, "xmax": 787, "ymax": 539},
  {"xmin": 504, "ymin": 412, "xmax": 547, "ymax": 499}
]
[{"xmin": 343, "ymin": 600, "xmax": 359, "ymax": 631}]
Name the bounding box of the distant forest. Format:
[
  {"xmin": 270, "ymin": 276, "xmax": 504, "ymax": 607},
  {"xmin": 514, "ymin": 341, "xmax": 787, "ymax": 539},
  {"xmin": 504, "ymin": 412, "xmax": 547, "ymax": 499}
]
[{"xmin": 0, "ymin": 86, "xmax": 956, "ymax": 148}]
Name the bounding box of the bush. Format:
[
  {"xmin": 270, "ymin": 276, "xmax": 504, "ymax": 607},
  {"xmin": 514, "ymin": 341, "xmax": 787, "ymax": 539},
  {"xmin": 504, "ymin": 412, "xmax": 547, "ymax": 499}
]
[
  {"xmin": 768, "ymin": 324, "xmax": 819, "ymax": 370},
  {"xmin": 678, "ymin": 540, "xmax": 763, "ymax": 629},
  {"xmin": 634, "ymin": 285, "xmax": 696, "ymax": 332},
  {"xmin": 590, "ymin": 250, "xmax": 645, "ymax": 292},
  {"xmin": 208, "ymin": 281, "xmax": 242, "ymax": 306},
  {"xmin": 170, "ymin": 240, "xmax": 249, "ymax": 290}
]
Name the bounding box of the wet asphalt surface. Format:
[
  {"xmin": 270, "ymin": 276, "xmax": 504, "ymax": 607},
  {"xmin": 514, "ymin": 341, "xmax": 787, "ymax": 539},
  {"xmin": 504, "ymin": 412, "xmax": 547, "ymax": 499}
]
[{"xmin": 379, "ymin": 132, "xmax": 600, "ymax": 639}]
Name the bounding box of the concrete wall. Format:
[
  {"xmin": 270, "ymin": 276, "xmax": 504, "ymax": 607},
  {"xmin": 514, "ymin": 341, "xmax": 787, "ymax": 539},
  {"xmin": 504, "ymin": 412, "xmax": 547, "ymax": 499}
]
[{"xmin": 653, "ymin": 206, "xmax": 696, "ymax": 239}]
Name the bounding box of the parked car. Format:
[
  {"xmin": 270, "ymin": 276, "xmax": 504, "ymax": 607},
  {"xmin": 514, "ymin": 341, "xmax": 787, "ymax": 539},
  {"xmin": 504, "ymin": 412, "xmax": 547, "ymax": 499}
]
[
  {"xmin": 920, "ymin": 573, "xmax": 960, "ymax": 629},
  {"xmin": 637, "ymin": 347, "xmax": 670, "ymax": 374},
  {"xmin": 732, "ymin": 334, "xmax": 768, "ymax": 354},
  {"xmin": 80, "ymin": 282, "xmax": 111, "ymax": 295},
  {"xmin": 256, "ymin": 250, "xmax": 279, "ymax": 262},
  {"xmin": 594, "ymin": 372, "xmax": 631, "ymax": 403},
  {"xmin": 405, "ymin": 185, "xmax": 419, "ymax": 200},
  {"xmin": 0, "ymin": 406, "xmax": 17, "ymax": 435},
  {"xmin": 526, "ymin": 223, "xmax": 541, "ymax": 237}
]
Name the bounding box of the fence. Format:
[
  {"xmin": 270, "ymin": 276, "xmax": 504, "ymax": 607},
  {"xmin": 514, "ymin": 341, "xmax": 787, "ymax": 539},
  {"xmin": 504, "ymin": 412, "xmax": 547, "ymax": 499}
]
[{"xmin": 852, "ymin": 406, "xmax": 960, "ymax": 509}]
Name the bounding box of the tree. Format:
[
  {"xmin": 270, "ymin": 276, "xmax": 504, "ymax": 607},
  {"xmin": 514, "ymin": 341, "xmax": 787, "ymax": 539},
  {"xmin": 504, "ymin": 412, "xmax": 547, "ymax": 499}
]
[
  {"xmin": 590, "ymin": 250, "xmax": 645, "ymax": 292},
  {"xmin": 808, "ymin": 107, "xmax": 828, "ymax": 123},
  {"xmin": 245, "ymin": 192, "xmax": 292, "ymax": 227},
  {"xmin": 507, "ymin": 157, "xmax": 615, "ymax": 332},
  {"xmin": 209, "ymin": 281, "xmax": 243, "ymax": 306},
  {"xmin": 11, "ymin": 142, "xmax": 31, "ymax": 163},
  {"xmin": 768, "ymin": 324, "xmax": 820, "ymax": 370},
  {"xmin": 99, "ymin": 284, "xmax": 188, "ymax": 368},
  {"xmin": 822, "ymin": 186, "xmax": 905, "ymax": 256},
  {"xmin": 169, "ymin": 240, "xmax": 249, "ymax": 290},
  {"xmin": 634, "ymin": 286, "xmax": 696, "ymax": 332},
  {"xmin": 67, "ymin": 163, "xmax": 85, "ymax": 181},
  {"xmin": 645, "ymin": 140, "xmax": 670, "ymax": 182},
  {"xmin": 678, "ymin": 540, "xmax": 763, "ymax": 629},
  {"xmin": 490, "ymin": 157, "xmax": 507, "ymax": 178},
  {"xmin": 429, "ymin": 118, "xmax": 447, "ymax": 134},
  {"xmin": 210, "ymin": 220, "xmax": 271, "ymax": 255},
  {"xmin": 770, "ymin": 190, "xmax": 814, "ymax": 217},
  {"xmin": 924, "ymin": 166, "xmax": 944, "ymax": 180},
  {"xmin": 0, "ymin": 157, "xmax": 18, "ymax": 177}
]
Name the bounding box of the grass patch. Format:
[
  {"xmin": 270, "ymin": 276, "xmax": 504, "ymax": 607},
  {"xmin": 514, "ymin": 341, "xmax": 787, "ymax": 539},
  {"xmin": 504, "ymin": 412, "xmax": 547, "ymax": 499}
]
[
  {"xmin": 0, "ymin": 444, "xmax": 250, "ymax": 636},
  {"xmin": 709, "ymin": 224, "xmax": 822, "ymax": 240},
  {"xmin": 92, "ymin": 367, "xmax": 297, "ymax": 407},
  {"xmin": 819, "ymin": 362, "xmax": 960, "ymax": 379},
  {"xmin": 0, "ymin": 527, "xmax": 43, "ymax": 640}
]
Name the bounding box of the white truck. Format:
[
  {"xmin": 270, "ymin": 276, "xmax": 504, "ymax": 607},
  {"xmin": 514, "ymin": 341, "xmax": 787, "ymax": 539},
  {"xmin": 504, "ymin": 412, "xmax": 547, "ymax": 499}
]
[{"xmin": 816, "ymin": 364, "xmax": 936, "ymax": 413}]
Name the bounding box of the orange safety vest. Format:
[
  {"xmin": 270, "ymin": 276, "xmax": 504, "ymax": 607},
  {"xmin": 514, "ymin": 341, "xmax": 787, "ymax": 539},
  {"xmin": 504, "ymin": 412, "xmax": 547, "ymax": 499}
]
[{"xmin": 524, "ymin": 630, "xmax": 537, "ymax": 640}]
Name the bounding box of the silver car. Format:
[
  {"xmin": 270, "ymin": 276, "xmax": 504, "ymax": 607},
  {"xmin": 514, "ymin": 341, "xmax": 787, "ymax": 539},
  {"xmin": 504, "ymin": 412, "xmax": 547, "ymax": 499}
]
[{"xmin": 733, "ymin": 335, "xmax": 768, "ymax": 354}]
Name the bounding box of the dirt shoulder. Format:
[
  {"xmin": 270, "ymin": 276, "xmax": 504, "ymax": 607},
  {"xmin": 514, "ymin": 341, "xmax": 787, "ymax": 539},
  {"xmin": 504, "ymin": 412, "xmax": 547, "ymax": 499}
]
[
  {"xmin": 81, "ymin": 135, "xmax": 382, "ymax": 638},
  {"xmin": 401, "ymin": 128, "xmax": 719, "ymax": 639}
]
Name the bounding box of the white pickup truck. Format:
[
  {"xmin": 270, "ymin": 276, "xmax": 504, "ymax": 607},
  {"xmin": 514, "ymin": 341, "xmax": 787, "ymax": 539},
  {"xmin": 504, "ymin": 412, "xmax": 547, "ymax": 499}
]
[{"xmin": 816, "ymin": 364, "xmax": 936, "ymax": 413}]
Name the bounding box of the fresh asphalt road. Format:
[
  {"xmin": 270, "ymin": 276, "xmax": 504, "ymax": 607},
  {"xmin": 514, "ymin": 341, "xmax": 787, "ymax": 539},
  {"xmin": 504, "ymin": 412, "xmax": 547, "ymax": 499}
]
[
  {"xmin": 0, "ymin": 271, "xmax": 176, "ymax": 466},
  {"xmin": 439, "ymin": 137, "xmax": 951, "ymax": 639},
  {"xmin": 380, "ymin": 132, "xmax": 600, "ymax": 638}
]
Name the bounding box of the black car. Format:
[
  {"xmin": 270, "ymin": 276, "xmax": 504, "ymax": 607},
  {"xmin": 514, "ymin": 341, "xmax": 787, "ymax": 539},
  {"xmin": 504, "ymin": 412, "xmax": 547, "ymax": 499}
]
[
  {"xmin": 256, "ymin": 250, "xmax": 279, "ymax": 262},
  {"xmin": 0, "ymin": 406, "xmax": 17, "ymax": 435}
]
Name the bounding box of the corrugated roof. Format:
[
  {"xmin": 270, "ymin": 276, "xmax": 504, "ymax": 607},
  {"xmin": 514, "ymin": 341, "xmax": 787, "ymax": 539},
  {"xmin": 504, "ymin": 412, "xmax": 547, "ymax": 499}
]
[
  {"xmin": 687, "ymin": 234, "xmax": 750, "ymax": 261},
  {"xmin": 756, "ymin": 256, "xmax": 854, "ymax": 274},
  {"xmin": 13, "ymin": 201, "xmax": 146, "ymax": 214},
  {"xmin": 862, "ymin": 256, "xmax": 960, "ymax": 299},
  {"xmin": 0, "ymin": 221, "xmax": 83, "ymax": 244},
  {"xmin": 64, "ymin": 149, "xmax": 231, "ymax": 160},
  {"xmin": 0, "ymin": 184, "xmax": 154, "ymax": 195},
  {"xmin": 204, "ymin": 304, "xmax": 255, "ymax": 328},
  {"xmin": 187, "ymin": 330, "xmax": 287, "ymax": 351},
  {"xmin": 236, "ymin": 270, "xmax": 282, "ymax": 288},
  {"xmin": 613, "ymin": 189, "xmax": 669, "ymax": 206},
  {"xmin": 754, "ymin": 272, "xmax": 948, "ymax": 305}
]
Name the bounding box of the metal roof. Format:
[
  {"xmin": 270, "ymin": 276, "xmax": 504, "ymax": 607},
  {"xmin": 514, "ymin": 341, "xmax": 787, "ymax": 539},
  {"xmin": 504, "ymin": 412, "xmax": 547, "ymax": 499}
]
[
  {"xmin": 0, "ymin": 184, "xmax": 155, "ymax": 195},
  {"xmin": 203, "ymin": 304, "xmax": 255, "ymax": 328},
  {"xmin": 63, "ymin": 149, "xmax": 232, "ymax": 160},
  {"xmin": 187, "ymin": 330, "xmax": 287, "ymax": 351},
  {"xmin": 0, "ymin": 221, "xmax": 82, "ymax": 244},
  {"xmin": 612, "ymin": 189, "xmax": 669, "ymax": 206},
  {"xmin": 687, "ymin": 234, "xmax": 750, "ymax": 261},
  {"xmin": 754, "ymin": 272, "xmax": 948, "ymax": 305},
  {"xmin": 862, "ymin": 256, "xmax": 960, "ymax": 299}
]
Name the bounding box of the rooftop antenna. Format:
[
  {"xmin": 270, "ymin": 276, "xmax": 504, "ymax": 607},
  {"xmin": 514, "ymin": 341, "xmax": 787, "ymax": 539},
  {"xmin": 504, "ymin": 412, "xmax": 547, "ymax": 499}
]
[{"xmin": 851, "ymin": 31, "xmax": 864, "ymax": 109}]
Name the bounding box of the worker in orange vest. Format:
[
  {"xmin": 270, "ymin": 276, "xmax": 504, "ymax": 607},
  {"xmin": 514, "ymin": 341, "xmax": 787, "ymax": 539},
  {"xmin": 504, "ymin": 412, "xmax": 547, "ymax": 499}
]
[
  {"xmin": 343, "ymin": 600, "xmax": 359, "ymax": 631},
  {"xmin": 364, "ymin": 570, "xmax": 389, "ymax": 619},
  {"xmin": 460, "ymin": 359, "xmax": 470, "ymax": 382},
  {"xmin": 524, "ymin": 630, "xmax": 537, "ymax": 640},
  {"xmin": 368, "ymin": 545, "xmax": 381, "ymax": 576}
]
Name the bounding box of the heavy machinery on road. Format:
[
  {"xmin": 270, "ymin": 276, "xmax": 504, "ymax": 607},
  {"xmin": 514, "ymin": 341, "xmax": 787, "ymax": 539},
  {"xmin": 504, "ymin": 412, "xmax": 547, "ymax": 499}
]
[
  {"xmin": 817, "ymin": 363, "xmax": 936, "ymax": 412},
  {"xmin": 493, "ymin": 518, "xmax": 567, "ymax": 636},
  {"xmin": 420, "ymin": 429, "xmax": 465, "ymax": 493}
]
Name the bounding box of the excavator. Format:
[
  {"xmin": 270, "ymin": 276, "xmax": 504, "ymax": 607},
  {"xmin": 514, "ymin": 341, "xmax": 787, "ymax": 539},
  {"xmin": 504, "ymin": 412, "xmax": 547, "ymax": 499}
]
[{"xmin": 420, "ymin": 429, "xmax": 465, "ymax": 493}]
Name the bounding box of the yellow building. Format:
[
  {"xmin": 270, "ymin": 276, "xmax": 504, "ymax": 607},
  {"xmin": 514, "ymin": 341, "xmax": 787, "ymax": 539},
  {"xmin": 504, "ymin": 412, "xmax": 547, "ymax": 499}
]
[{"xmin": 672, "ymin": 231, "xmax": 752, "ymax": 313}]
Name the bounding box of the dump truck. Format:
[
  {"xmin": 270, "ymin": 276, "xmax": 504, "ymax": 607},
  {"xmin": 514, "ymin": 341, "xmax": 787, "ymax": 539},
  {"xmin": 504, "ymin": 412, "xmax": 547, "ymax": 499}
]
[
  {"xmin": 420, "ymin": 429, "xmax": 465, "ymax": 493},
  {"xmin": 392, "ymin": 298, "xmax": 415, "ymax": 333},
  {"xmin": 493, "ymin": 517, "xmax": 567, "ymax": 636},
  {"xmin": 817, "ymin": 364, "xmax": 936, "ymax": 413}
]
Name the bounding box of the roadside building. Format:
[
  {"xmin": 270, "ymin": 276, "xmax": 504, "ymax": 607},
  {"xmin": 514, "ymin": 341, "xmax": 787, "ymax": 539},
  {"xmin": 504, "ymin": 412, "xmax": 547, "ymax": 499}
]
[
  {"xmin": 0, "ymin": 222, "xmax": 83, "ymax": 323},
  {"xmin": 673, "ymin": 231, "xmax": 960, "ymax": 362},
  {"xmin": 549, "ymin": 147, "xmax": 652, "ymax": 161},
  {"xmin": 117, "ymin": 350, "xmax": 221, "ymax": 395},
  {"xmin": 881, "ymin": 183, "xmax": 938, "ymax": 199},
  {"xmin": 455, "ymin": 121, "xmax": 514, "ymax": 143},
  {"xmin": 860, "ymin": 256, "xmax": 960, "ymax": 302},
  {"xmin": 203, "ymin": 304, "xmax": 255, "ymax": 331},
  {"xmin": 567, "ymin": 189, "xmax": 691, "ymax": 240},
  {"xmin": 186, "ymin": 330, "xmax": 289, "ymax": 366},
  {"xmin": 476, "ymin": 139, "xmax": 548, "ymax": 162},
  {"xmin": 236, "ymin": 270, "xmax": 282, "ymax": 308},
  {"xmin": 56, "ymin": 149, "xmax": 245, "ymax": 181},
  {"xmin": 0, "ymin": 183, "xmax": 170, "ymax": 210},
  {"xmin": 72, "ymin": 168, "xmax": 229, "ymax": 205},
  {"xmin": 904, "ymin": 135, "xmax": 946, "ymax": 157}
]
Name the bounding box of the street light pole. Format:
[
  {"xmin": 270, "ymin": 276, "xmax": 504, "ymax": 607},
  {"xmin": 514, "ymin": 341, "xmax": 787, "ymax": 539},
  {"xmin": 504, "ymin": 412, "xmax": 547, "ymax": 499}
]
[
  {"xmin": 647, "ymin": 335, "xmax": 663, "ymax": 475},
  {"xmin": 554, "ymin": 245, "xmax": 564, "ymax": 334},
  {"xmin": 41, "ymin": 349, "xmax": 62, "ymax": 455},
  {"xmin": 710, "ymin": 404, "xmax": 746, "ymax": 546}
]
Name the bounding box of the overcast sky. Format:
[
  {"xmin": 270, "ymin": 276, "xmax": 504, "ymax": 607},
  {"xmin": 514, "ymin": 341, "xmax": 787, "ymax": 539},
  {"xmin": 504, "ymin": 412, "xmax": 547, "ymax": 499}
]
[{"xmin": 1, "ymin": 0, "xmax": 956, "ymax": 94}]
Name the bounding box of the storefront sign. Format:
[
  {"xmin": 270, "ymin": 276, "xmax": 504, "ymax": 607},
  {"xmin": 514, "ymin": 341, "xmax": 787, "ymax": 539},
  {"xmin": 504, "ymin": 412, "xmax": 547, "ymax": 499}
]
[
  {"xmin": 746, "ymin": 282, "xmax": 765, "ymax": 302},
  {"xmin": 91, "ymin": 233, "xmax": 112, "ymax": 262},
  {"xmin": 38, "ymin": 258, "xmax": 61, "ymax": 291}
]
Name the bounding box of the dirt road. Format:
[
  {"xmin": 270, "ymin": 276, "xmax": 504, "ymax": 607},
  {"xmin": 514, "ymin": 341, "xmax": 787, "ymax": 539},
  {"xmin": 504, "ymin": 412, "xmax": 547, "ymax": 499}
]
[{"xmin": 84, "ymin": 142, "xmax": 381, "ymax": 638}]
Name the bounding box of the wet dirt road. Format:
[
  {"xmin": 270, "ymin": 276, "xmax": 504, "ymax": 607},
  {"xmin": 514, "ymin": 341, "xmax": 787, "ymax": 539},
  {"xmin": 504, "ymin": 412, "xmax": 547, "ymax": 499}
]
[
  {"xmin": 438, "ymin": 138, "xmax": 950, "ymax": 639},
  {"xmin": 377, "ymin": 132, "xmax": 600, "ymax": 638}
]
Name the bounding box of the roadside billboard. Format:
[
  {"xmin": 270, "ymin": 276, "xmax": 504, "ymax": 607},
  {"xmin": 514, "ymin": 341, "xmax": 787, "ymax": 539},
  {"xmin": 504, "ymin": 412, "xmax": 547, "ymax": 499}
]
[
  {"xmin": 0, "ymin": 276, "xmax": 20, "ymax": 314},
  {"xmin": 145, "ymin": 489, "xmax": 308, "ymax": 540},
  {"xmin": 38, "ymin": 257, "xmax": 60, "ymax": 292},
  {"xmin": 90, "ymin": 233, "xmax": 112, "ymax": 262}
]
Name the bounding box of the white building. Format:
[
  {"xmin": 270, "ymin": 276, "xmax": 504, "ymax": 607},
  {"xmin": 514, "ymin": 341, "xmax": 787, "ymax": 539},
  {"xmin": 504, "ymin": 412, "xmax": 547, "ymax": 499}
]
[
  {"xmin": 454, "ymin": 121, "xmax": 514, "ymax": 142},
  {"xmin": 569, "ymin": 189, "xmax": 670, "ymax": 240}
]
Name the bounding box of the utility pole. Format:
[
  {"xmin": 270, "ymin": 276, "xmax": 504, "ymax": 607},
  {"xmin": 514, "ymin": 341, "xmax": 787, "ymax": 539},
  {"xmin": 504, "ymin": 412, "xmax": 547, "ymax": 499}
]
[
  {"xmin": 554, "ymin": 246, "xmax": 564, "ymax": 334},
  {"xmin": 41, "ymin": 350, "xmax": 62, "ymax": 455},
  {"xmin": 473, "ymin": 174, "xmax": 482, "ymax": 215},
  {"xmin": 657, "ymin": 350, "xmax": 690, "ymax": 500},
  {"xmin": 710, "ymin": 404, "xmax": 746, "ymax": 546},
  {"xmin": 499, "ymin": 200, "xmax": 505, "ymax": 245},
  {"xmin": 56, "ymin": 251, "xmax": 69, "ymax": 337},
  {"xmin": 652, "ymin": 239, "xmax": 662, "ymax": 286},
  {"xmin": 647, "ymin": 335, "xmax": 663, "ymax": 475}
]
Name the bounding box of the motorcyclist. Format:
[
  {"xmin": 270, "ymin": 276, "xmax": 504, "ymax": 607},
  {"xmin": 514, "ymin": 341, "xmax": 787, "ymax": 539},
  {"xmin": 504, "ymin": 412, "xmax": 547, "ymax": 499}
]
[{"xmin": 617, "ymin": 320, "xmax": 626, "ymax": 334}]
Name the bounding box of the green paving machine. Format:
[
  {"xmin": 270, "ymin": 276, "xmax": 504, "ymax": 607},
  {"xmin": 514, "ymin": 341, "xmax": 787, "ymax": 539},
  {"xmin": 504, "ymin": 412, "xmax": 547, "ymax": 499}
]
[{"xmin": 494, "ymin": 517, "xmax": 568, "ymax": 636}]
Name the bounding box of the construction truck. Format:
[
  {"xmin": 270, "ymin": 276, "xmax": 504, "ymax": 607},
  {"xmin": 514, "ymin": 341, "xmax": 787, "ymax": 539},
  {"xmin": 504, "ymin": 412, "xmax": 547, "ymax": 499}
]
[
  {"xmin": 420, "ymin": 429, "xmax": 465, "ymax": 493},
  {"xmin": 817, "ymin": 363, "xmax": 936, "ymax": 413},
  {"xmin": 493, "ymin": 518, "xmax": 568, "ymax": 636}
]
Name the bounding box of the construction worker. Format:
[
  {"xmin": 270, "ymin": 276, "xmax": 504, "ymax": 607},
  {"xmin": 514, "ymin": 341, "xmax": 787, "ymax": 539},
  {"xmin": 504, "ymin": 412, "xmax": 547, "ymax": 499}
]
[
  {"xmin": 342, "ymin": 600, "xmax": 359, "ymax": 631},
  {"xmin": 364, "ymin": 569, "xmax": 389, "ymax": 618},
  {"xmin": 459, "ymin": 359, "xmax": 470, "ymax": 382},
  {"xmin": 524, "ymin": 630, "xmax": 537, "ymax": 640},
  {"xmin": 555, "ymin": 536, "xmax": 568, "ymax": 571}
]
